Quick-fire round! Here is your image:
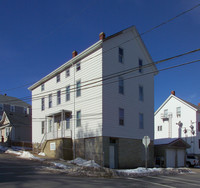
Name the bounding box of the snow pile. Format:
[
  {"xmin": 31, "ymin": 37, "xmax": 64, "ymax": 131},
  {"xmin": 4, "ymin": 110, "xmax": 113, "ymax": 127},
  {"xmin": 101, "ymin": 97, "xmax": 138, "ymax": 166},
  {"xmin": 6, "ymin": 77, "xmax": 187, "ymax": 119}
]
[
  {"xmin": 116, "ymin": 167, "xmax": 191, "ymax": 177},
  {"xmin": 5, "ymin": 149, "xmax": 21, "ymax": 156},
  {"xmin": 117, "ymin": 167, "xmax": 162, "ymax": 175},
  {"xmin": 38, "ymin": 152, "xmax": 45, "ymax": 156},
  {"xmin": 19, "ymin": 151, "xmax": 43, "ymax": 161},
  {"xmin": 68, "ymin": 158, "xmax": 100, "ymax": 168},
  {"xmin": 51, "ymin": 162, "xmax": 71, "ymax": 169}
]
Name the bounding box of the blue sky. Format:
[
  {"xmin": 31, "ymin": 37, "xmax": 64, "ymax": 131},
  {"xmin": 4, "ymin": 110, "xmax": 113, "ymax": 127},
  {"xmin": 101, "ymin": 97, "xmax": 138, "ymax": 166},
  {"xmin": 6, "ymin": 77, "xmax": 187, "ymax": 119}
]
[{"xmin": 0, "ymin": 0, "xmax": 200, "ymax": 110}]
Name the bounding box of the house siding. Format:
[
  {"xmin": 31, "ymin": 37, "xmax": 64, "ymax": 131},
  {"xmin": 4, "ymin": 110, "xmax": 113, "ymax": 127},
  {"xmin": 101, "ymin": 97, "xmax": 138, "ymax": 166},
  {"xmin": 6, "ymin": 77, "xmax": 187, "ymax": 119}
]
[
  {"xmin": 155, "ymin": 95, "xmax": 200, "ymax": 155},
  {"xmin": 32, "ymin": 48, "xmax": 103, "ymax": 144},
  {"xmin": 102, "ymin": 29, "xmax": 154, "ymax": 140}
]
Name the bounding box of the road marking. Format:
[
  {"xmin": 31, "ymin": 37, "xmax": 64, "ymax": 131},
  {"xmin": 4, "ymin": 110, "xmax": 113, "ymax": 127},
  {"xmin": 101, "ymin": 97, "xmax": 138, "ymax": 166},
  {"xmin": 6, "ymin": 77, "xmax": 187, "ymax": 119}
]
[
  {"xmin": 159, "ymin": 175, "xmax": 200, "ymax": 184},
  {"xmin": 0, "ymin": 172, "xmax": 14, "ymax": 175},
  {"xmin": 127, "ymin": 177, "xmax": 176, "ymax": 188},
  {"xmin": 148, "ymin": 176, "xmax": 200, "ymax": 187}
]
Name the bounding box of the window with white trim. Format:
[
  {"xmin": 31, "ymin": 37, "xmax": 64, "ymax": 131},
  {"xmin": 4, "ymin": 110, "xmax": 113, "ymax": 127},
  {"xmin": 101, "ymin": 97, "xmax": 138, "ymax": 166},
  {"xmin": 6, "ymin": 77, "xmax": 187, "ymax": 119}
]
[
  {"xmin": 66, "ymin": 68, "xmax": 70, "ymax": 77},
  {"xmin": 41, "ymin": 98, "xmax": 45, "ymax": 111},
  {"xmin": 119, "ymin": 108, "xmax": 124, "ymax": 126},
  {"xmin": 157, "ymin": 125, "xmax": 162, "ymax": 131},
  {"xmin": 49, "ymin": 94, "xmax": 52, "ymax": 108},
  {"xmin": 119, "ymin": 76, "xmax": 124, "ymax": 94},
  {"xmin": 66, "ymin": 85, "xmax": 70, "ymax": 101},
  {"xmin": 0, "ymin": 104, "xmax": 3, "ymax": 111},
  {"xmin": 76, "ymin": 110, "xmax": 81, "ymax": 127},
  {"xmin": 10, "ymin": 105, "xmax": 15, "ymax": 112},
  {"xmin": 139, "ymin": 113, "xmax": 144, "ymax": 129},
  {"xmin": 41, "ymin": 121, "xmax": 45, "ymax": 134},
  {"xmin": 57, "ymin": 90, "xmax": 61, "ymax": 105},
  {"xmin": 176, "ymin": 107, "xmax": 181, "ymax": 117},
  {"xmin": 56, "ymin": 74, "xmax": 60, "ymax": 83},
  {"xmin": 139, "ymin": 85, "xmax": 144, "ymax": 101},
  {"xmin": 76, "ymin": 80, "xmax": 81, "ymax": 97},
  {"xmin": 119, "ymin": 47, "xmax": 124, "ymax": 63},
  {"xmin": 76, "ymin": 62, "xmax": 81, "ymax": 72},
  {"xmin": 6, "ymin": 127, "xmax": 10, "ymax": 137},
  {"xmin": 41, "ymin": 84, "xmax": 45, "ymax": 91},
  {"xmin": 139, "ymin": 59, "xmax": 143, "ymax": 73}
]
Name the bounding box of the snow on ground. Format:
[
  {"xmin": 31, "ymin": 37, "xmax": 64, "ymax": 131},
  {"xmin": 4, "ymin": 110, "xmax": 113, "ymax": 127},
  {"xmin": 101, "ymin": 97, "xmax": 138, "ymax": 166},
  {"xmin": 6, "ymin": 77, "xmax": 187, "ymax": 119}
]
[
  {"xmin": 38, "ymin": 152, "xmax": 45, "ymax": 156},
  {"xmin": 0, "ymin": 145, "xmax": 193, "ymax": 177},
  {"xmin": 68, "ymin": 157, "xmax": 100, "ymax": 168},
  {"xmin": 117, "ymin": 167, "xmax": 163, "ymax": 175},
  {"xmin": 51, "ymin": 162, "xmax": 71, "ymax": 169}
]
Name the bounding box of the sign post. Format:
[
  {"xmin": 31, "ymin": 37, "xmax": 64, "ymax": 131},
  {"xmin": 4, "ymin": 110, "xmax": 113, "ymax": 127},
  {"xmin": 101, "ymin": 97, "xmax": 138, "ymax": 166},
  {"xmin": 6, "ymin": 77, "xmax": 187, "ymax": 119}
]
[{"xmin": 142, "ymin": 136, "xmax": 150, "ymax": 169}]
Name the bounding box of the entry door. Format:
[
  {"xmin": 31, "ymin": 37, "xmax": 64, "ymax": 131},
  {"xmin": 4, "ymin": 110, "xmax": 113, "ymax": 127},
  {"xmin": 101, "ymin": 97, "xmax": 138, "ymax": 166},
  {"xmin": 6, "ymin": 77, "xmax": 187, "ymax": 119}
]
[
  {"xmin": 109, "ymin": 145, "xmax": 115, "ymax": 169},
  {"xmin": 166, "ymin": 149, "xmax": 176, "ymax": 167},
  {"xmin": 177, "ymin": 149, "xmax": 185, "ymax": 167}
]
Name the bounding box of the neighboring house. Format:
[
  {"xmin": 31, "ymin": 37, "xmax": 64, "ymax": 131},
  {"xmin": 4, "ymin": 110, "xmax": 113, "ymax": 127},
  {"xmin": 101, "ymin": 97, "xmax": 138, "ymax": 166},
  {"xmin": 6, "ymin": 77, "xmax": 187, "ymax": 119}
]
[
  {"xmin": 154, "ymin": 138, "xmax": 190, "ymax": 168},
  {"xmin": 0, "ymin": 94, "xmax": 32, "ymax": 146},
  {"xmin": 154, "ymin": 91, "xmax": 200, "ymax": 159},
  {"xmin": 28, "ymin": 26, "xmax": 158, "ymax": 169}
]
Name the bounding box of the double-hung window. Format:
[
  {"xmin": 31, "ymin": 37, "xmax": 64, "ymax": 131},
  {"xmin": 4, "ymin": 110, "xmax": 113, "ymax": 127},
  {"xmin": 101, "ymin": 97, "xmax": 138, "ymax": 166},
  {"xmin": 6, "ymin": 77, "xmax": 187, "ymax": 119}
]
[
  {"xmin": 119, "ymin": 108, "xmax": 124, "ymax": 126},
  {"xmin": 76, "ymin": 62, "xmax": 81, "ymax": 71},
  {"xmin": 6, "ymin": 127, "xmax": 10, "ymax": 137},
  {"xmin": 66, "ymin": 68, "xmax": 70, "ymax": 77},
  {"xmin": 10, "ymin": 105, "xmax": 15, "ymax": 112},
  {"xmin": 66, "ymin": 85, "xmax": 70, "ymax": 101},
  {"xmin": 41, "ymin": 84, "xmax": 45, "ymax": 91},
  {"xmin": 49, "ymin": 94, "xmax": 52, "ymax": 108},
  {"xmin": 76, "ymin": 80, "xmax": 81, "ymax": 97},
  {"xmin": 56, "ymin": 74, "xmax": 60, "ymax": 83},
  {"xmin": 139, "ymin": 59, "xmax": 143, "ymax": 73},
  {"xmin": 119, "ymin": 47, "xmax": 124, "ymax": 63},
  {"xmin": 41, "ymin": 121, "xmax": 45, "ymax": 134},
  {"xmin": 176, "ymin": 107, "xmax": 181, "ymax": 117},
  {"xmin": 0, "ymin": 104, "xmax": 3, "ymax": 111},
  {"xmin": 57, "ymin": 90, "xmax": 61, "ymax": 105},
  {"xmin": 119, "ymin": 76, "xmax": 124, "ymax": 94},
  {"xmin": 41, "ymin": 98, "xmax": 45, "ymax": 111},
  {"xmin": 48, "ymin": 119, "xmax": 52, "ymax": 133},
  {"xmin": 66, "ymin": 116, "xmax": 70, "ymax": 129},
  {"xmin": 139, "ymin": 85, "xmax": 144, "ymax": 101},
  {"xmin": 139, "ymin": 113, "xmax": 144, "ymax": 129},
  {"xmin": 76, "ymin": 110, "xmax": 81, "ymax": 127}
]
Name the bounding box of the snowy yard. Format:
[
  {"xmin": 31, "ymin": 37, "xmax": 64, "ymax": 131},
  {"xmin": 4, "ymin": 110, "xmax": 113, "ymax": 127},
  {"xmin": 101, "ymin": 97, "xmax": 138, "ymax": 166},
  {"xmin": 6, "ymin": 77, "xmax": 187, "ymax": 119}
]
[{"xmin": 0, "ymin": 145, "xmax": 193, "ymax": 178}]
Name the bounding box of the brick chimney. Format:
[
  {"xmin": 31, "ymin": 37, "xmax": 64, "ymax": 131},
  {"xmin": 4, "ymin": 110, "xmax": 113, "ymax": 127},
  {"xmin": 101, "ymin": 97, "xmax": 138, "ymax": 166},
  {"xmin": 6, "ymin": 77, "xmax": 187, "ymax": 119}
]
[
  {"xmin": 72, "ymin": 51, "xmax": 78, "ymax": 58},
  {"xmin": 99, "ymin": 32, "xmax": 105, "ymax": 40},
  {"xmin": 171, "ymin": 91, "xmax": 175, "ymax": 95},
  {"xmin": 198, "ymin": 103, "xmax": 200, "ymax": 106}
]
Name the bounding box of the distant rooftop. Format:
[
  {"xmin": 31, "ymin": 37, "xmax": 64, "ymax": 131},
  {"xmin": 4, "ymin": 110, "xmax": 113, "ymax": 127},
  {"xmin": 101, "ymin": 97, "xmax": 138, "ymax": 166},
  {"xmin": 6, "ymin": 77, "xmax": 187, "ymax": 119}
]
[{"xmin": 0, "ymin": 94, "xmax": 30, "ymax": 108}]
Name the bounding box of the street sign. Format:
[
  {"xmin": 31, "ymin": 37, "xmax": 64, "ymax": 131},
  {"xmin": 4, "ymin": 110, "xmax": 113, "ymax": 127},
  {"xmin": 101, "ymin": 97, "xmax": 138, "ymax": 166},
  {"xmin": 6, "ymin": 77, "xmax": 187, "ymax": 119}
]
[
  {"xmin": 142, "ymin": 136, "xmax": 150, "ymax": 169},
  {"xmin": 142, "ymin": 136, "xmax": 150, "ymax": 148}
]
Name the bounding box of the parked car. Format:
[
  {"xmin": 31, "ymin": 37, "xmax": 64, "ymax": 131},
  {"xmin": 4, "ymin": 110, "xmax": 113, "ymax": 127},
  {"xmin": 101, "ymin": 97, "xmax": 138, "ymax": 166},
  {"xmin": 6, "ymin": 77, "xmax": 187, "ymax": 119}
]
[{"xmin": 186, "ymin": 155, "xmax": 199, "ymax": 167}]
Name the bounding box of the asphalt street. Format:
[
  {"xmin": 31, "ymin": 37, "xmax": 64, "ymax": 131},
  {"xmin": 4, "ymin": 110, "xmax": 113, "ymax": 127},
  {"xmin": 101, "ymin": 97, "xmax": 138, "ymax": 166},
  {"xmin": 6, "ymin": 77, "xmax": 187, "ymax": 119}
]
[{"xmin": 0, "ymin": 151, "xmax": 200, "ymax": 188}]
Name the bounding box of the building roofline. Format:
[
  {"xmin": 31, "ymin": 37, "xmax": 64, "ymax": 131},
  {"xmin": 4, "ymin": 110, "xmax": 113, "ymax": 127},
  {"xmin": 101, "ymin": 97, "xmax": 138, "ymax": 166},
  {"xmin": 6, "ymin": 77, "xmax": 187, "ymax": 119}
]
[
  {"xmin": 154, "ymin": 94, "xmax": 198, "ymax": 115},
  {"xmin": 28, "ymin": 40, "xmax": 103, "ymax": 91},
  {"xmin": 29, "ymin": 25, "xmax": 158, "ymax": 91}
]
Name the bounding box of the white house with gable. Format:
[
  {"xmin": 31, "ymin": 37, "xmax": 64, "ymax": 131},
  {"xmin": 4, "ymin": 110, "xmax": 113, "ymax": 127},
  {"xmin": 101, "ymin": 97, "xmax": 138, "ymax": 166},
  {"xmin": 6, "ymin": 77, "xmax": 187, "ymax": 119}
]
[
  {"xmin": 29, "ymin": 26, "xmax": 158, "ymax": 169},
  {"xmin": 154, "ymin": 91, "xmax": 200, "ymax": 158}
]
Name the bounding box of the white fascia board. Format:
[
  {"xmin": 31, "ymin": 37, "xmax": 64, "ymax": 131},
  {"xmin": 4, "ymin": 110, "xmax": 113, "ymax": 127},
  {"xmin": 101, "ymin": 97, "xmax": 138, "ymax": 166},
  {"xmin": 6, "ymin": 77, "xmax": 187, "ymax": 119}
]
[
  {"xmin": 154, "ymin": 94, "xmax": 198, "ymax": 115},
  {"xmin": 28, "ymin": 40, "xmax": 103, "ymax": 91},
  {"xmin": 132, "ymin": 28, "xmax": 158, "ymax": 75}
]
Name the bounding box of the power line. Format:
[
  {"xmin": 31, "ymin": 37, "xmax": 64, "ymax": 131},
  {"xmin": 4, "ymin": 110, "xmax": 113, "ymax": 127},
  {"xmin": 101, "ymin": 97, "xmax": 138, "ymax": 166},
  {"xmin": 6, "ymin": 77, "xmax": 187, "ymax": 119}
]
[
  {"xmin": 140, "ymin": 3, "xmax": 200, "ymax": 36},
  {"xmin": 32, "ymin": 58, "xmax": 200, "ymax": 121},
  {"xmin": 15, "ymin": 47, "xmax": 200, "ymax": 103},
  {"xmin": 2, "ymin": 3, "xmax": 199, "ymax": 94},
  {"xmin": 28, "ymin": 58, "xmax": 200, "ymax": 113}
]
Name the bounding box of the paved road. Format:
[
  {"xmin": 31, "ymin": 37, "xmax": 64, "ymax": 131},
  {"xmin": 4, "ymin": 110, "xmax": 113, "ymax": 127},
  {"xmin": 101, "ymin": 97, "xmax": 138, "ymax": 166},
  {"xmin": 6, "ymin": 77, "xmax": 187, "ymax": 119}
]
[{"xmin": 0, "ymin": 151, "xmax": 200, "ymax": 188}]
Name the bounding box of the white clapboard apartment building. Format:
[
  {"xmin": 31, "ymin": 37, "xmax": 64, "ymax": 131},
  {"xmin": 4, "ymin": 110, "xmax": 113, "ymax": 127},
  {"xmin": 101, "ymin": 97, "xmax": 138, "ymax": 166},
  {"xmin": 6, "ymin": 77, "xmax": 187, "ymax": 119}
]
[
  {"xmin": 154, "ymin": 91, "xmax": 200, "ymax": 159},
  {"xmin": 28, "ymin": 26, "xmax": 158, "ymax": 169}
]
